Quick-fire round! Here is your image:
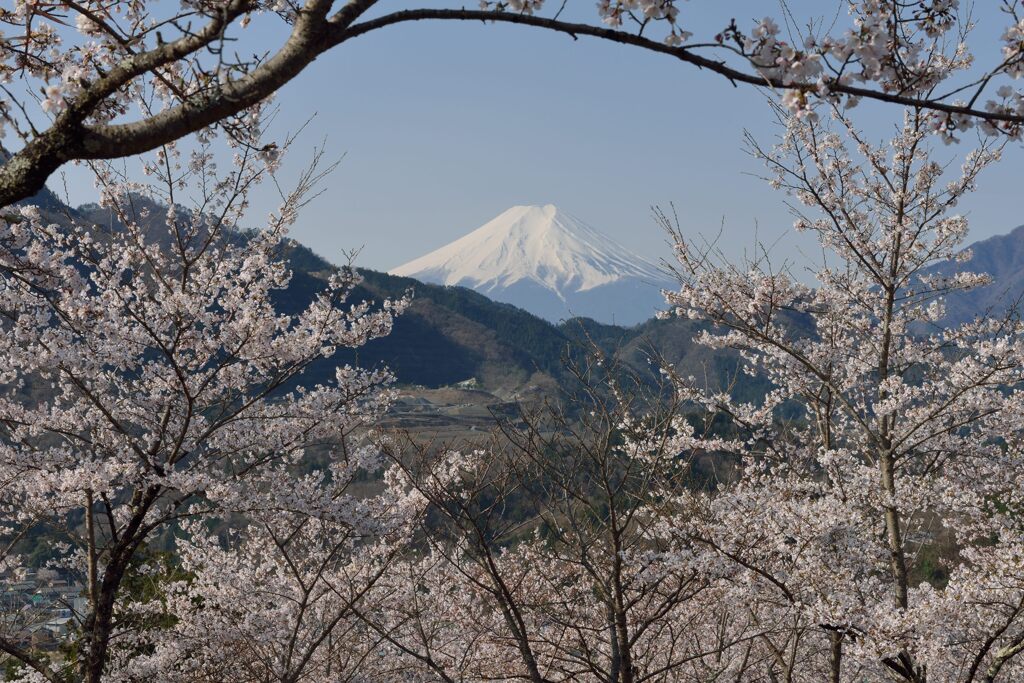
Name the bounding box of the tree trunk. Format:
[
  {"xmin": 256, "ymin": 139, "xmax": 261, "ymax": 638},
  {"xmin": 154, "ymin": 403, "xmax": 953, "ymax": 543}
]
[
  {"xmin": 879, "ymin": 452, "xmax": 910, "ymax": 610},
  {"xmin": 829, "ymin": 630, "xmax": 842, "ymax": 683}
]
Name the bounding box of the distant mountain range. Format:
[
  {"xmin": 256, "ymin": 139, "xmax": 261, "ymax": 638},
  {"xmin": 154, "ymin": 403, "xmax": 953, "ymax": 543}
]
[
  {"xmin": 287, "ymin": 239, "xmax": 727, "ymax": 394},
  {"xmin": 923, "ymin": 224, "xmax": 1024, "ymax": 325},
  {"xmin": 18, "ymin": 186, "xmax": 1024, "ymax": 397},
  {"xmin": 390, "ymin": 205, "xmax": 674, "ymax": 326},
  {"xmin": 25, "ymin": 190, "xmax": 664, "ymax": 392}
]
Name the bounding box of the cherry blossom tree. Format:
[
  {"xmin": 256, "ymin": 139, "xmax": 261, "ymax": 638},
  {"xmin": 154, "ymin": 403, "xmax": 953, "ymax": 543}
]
[
  {"xmin": 0, "ymin": 135, "xmax": 409, "ymax": 682},
  {"xmin": 119, "ymin": 485, "xmax": 426, "ymax": 683},
  {"xmin": 366, "ymin": 355, "xmax": 762, "ymax": 682},
  {"xmin": 5, "ymin": 4, "xmax": 1024, "ymax": 674},
  {"xmin": 2, "ymin": 1, "xmax": 1024, "ymax": 206},
  {"xmin": 658, "ymin": 105, "xmax": 1024, "ymax": 682}
]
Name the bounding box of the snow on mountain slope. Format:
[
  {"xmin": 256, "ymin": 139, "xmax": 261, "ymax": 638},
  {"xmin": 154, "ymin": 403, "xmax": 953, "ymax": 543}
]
[{"xmin": 390, "ymin": 205, "xmax": 673, "ymax": 325}]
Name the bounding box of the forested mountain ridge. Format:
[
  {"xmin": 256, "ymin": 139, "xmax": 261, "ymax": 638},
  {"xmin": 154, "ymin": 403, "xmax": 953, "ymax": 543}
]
[
  {"xmin": 922, "ymin": 224, "xmax": 1024, "ymax": 325},
  {"xmin": 282, "ymin": 239, "xmax": 752, "ymax": 395},
  {"xmin": 282, "ymin": 239, "xmax": 585, "ymax": 389},
  {"xmin": 28, "ymin": 190, "xmax": 662, "ymax": 391},
  {"xmin": 26, "ymin": 186, "xmax": 1024, "ymax": 395}
]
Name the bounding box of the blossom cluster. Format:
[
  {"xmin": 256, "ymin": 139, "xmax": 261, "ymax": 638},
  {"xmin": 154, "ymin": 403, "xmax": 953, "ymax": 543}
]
[
  {"xmin": 0, "ymin": 133, "xmax": 412, "ymax": 681},
  {"xmin": 655, "ymin": 109, "xmax": 1024, "ymax": 681}
]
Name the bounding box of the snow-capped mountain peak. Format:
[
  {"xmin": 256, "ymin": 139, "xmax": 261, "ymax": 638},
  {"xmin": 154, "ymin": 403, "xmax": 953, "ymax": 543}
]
[{"xmin": 390, "ymin": 205, "xmax": 671, "ymax": 325}]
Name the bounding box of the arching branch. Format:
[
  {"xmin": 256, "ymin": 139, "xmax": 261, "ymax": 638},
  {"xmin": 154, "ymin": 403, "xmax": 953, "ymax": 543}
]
[{"xmin": 1, "ymin": 3, "xmax": 1021, "ymax": 207}]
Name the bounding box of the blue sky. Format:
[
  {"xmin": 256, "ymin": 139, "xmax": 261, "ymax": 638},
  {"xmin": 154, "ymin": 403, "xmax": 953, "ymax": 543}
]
[{"xmin": 55, "ymin": 1, "xmax": 1024, "ymax": 275}]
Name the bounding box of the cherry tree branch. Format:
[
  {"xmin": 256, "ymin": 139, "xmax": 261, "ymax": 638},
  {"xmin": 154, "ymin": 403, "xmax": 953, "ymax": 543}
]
[
  {"xmin": 0, "ymin": 637, "xmax": 64, "ymax": 683},
  {"xmin": 339, "ymin": 8, "xmax": 1024, "ymax": 124},
  {"xmin": 3, "ymin": 4, "xmax": 1023, "ymax": 208}
]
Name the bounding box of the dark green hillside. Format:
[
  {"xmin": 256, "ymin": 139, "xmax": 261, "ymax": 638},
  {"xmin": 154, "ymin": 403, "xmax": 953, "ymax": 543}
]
[
  {"xmin": 29, "ymin": 188, "xmax": 763, "ymax": 396},
  {"xmin": 921, "ymin": 224, "xmax": 1024, "ymax": 326},
  {"xmin": 288, "ymin": 240, "xmax": 573, "ymax": 374},
  {"xmin": 558, "ymin": 316, "xmax": 644, "ymax": 352},
  {"xmin": 65, "ymin": 198, "xmax": 577, "ymax": 390},
  {"xmin": 358, "ymin": 269, "xmax": 573, "ymax": 378},
  {"xmin": 282, "ymin": 241, "xmax": 578, "ymax": 389}
]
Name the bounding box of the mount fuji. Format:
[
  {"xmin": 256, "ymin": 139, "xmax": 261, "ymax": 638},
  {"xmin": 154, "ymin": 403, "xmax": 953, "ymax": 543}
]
[{"xmin": 390, "ymin": 205, "xmax": 674, "ymax": 326}]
